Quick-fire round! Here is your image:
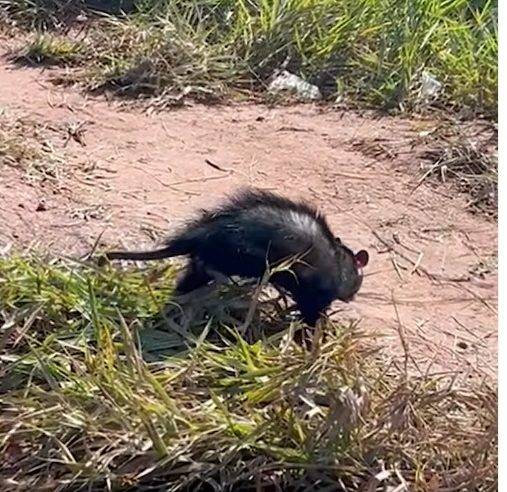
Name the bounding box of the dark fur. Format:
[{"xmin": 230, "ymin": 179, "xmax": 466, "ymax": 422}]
[{"xmin": 99, "ymin": 188, "xmax": 369, "ymax": 327}]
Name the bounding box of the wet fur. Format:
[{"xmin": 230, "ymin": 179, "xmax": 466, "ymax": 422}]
[{"xmin": 99, "ymin": 188, "xmax": 369, "ymax": 327}]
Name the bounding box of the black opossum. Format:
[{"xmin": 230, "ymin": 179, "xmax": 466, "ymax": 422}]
[{"xmin": 98, "ymin": 188, "xmax": 369, "ymax": 327}]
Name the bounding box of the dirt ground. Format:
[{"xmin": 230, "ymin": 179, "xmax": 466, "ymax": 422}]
[{"xmin": 0, "ymin": 57, "xmax": 498, "ymax": 378}]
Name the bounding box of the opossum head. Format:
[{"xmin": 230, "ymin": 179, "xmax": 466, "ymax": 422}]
[{"xmin": 334, "ymin": 245, "xmax": 369, "ymax": 302}]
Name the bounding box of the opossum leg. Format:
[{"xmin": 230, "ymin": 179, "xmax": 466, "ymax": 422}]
[
  {"xmin": 174, "ymin": 260, "xmax": 215, "ymax": 295},
  {"xmin": 293, "ymin": 295, "xmax": 330, "ymax": 349},
  {"xmin": 293, "ymin": 311, "xmax": 318, "ymax": 349}
]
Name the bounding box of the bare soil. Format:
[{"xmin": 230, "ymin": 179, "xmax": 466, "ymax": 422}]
[{"xmin": 0, "ymin": 57, "xmax": 498, "ymax": 378}]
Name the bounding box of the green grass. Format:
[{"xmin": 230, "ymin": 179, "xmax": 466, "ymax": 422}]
[
  {"xmin": 1, "ymin": 0, "xmax": 498, "ymax": 116},
  {"xmin": 0, "ymin": 254, "xmax": 498, "ymax": 491},
  {"xmin": 13, "ymin": 32, "xmax": 82, "ymax": 65}
]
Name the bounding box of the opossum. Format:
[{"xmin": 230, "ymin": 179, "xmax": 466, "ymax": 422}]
[{"xmin": 98, "ymin": 188, "xmax": 369, "ymax": 327}]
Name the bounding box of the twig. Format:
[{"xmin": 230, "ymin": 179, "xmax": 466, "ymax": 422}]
[
  {"xmin": 409, "ymin": 252, "xmax": 423, "ymax": 276},
  {"xmin": 390, "ymin": 256, "xmax": 405, "ymax": 281},
  {"xmin": 204, "ymin": 159, "xmax": 230, "ymax": 173},
  {"xmin": 82, "ymin": 229, "xmax": 106, "ymax": 261},
  {"xmin": 452, "ymin": 283, "xmax": 497, "ymax": 315},
  {"xmin": 391, "ymin": 290, "xmax": 418, "ymax": 378}
]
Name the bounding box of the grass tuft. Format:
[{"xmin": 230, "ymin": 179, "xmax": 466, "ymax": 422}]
[
  {"xmin": 0, "ymin": 254, "xmax": 498, "ymax": 491},
  {"xmin": 12, "ymin": 32, "xmax": 82, "ymax": 65},
  {"xmin": 0, "ymin": 110, "xmax": 65, "ymax": 183},
  {"xmin": 417, "ymin": 122, "xmax": 498, "ymax": 217}
]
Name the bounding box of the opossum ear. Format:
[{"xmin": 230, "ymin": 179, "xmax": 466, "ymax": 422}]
[{"xmin": 355, "ymin": 250, "xmax": 369, "ymax": 268}]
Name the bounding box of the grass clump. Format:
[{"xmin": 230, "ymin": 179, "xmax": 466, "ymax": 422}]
[
  {"xmin": 0, "ymin": 254, "xmax": 498, "ymax": 491},
  {"xmin": 416, "ymin": 122, "xmax": 498, "ymax": 217},
  {"xmin": 0, "ymin": 0, "xmax": 132, "ymax": 30},
  {"xmin": 0, "ymin": 112, "xmax": 41, "ymax": 164},
  {"xmin": 1, "ymin": 0, "xmax": 498, "ymax": 115},
  {"xmin": 0, "ymin": 110, "xmax": 65, "ymax": 182},
  {"xmin": 82, "ymin": 15, "xmax": 234, "ymax": 102},
  {"xmin": 13, "ymin": 32, "xmax": 82, "ymax": 65}
]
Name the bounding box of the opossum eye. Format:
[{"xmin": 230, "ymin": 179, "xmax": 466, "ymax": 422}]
[
  {"xmin": 355, "ymin": 250, "xmax": 369, "ymax": 268},
  {"xmin": 334, "ymin": 236, "xmax": 342, "ymax": 244}
]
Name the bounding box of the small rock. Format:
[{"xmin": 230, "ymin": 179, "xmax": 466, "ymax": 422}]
[
  {"xmin": 419, "ymin": 71, "xmax": 442, "ymax": 102},
  {"xmin": 36, "ymin": 200, "xmax": 47, "ymax": 212},
  {"xmin": 268, "ymin": 70, "xmax": 322, "ymax": 101}
]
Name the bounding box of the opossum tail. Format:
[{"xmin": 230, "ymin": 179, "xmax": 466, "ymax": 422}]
[{"xmin": 97, "ymin": 236, "xmax": 192, "ymax": 266}]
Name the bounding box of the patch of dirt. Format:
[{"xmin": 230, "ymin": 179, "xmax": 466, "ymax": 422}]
[{"xmin": 0, "ymin": 58, "xmax": 497, "ymax": 378}]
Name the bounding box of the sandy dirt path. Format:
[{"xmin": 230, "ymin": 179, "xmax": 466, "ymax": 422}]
[{"xmin": 0, "ymin": 60, "xmax": 497, "ymax": 377}]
